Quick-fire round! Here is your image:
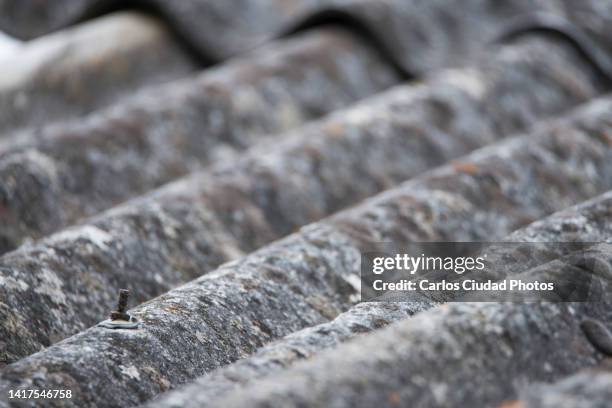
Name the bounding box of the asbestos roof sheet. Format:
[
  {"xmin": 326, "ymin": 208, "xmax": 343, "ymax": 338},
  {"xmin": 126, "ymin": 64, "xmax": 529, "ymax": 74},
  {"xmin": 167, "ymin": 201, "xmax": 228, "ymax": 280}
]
[{"xmin": 1, "ymin": 1, "xmax": 612, "ymax": 407}]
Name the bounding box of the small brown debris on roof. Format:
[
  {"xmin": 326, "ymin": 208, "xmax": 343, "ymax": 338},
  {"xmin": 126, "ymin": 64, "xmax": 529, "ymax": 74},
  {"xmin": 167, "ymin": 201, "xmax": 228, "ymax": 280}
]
[{"xmin": 451, "ymin": 161, "xmax": 478, "ymax": 175}]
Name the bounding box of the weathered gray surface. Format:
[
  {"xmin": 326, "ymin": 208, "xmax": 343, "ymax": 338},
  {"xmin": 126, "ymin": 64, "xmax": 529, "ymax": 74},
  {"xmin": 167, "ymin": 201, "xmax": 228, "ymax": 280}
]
[
  {"xmin": 0, "ymin": 27, "xmax": 400, "ymax": 253},
  {"xmin": 487, "ymin": 191, "xmax": 612, "ymax": 276},
  {"xmin": 0, "ymin": 227, "xmax": 363, "ymax": 407},
  {"xmin": 520, "ymin": 362, "xmax": 612, "ymax": 408},
  {"xmin": 0, "ymin": 11, "xmax": 197, "ymax": 136},
  {"xmin": 144, "ymin": 190, "xmax": 612, "ymax": 408},
  {"xmin": 1, "ymin": 95, "xmax": 612, "ymax": 406},
  {"xmin": 145, "ymin": 301, "xmax": 430, "ymax": 408},
  {"xmin": 0, "ymin": 35, "xmax": 605, "ymax": 364},
  {"xmin": 2, "ymin": 0, "xmax": 611, "ymax": 77},
  {"xmin": 205, "ymin": 301, "xmax": 611, "ymax": 408},
  {"xmin": 492, "ymin": 246, "xmax": 612, "ymax": 406},
  {"xmin": 448, "ymin": 240, "xmax": 612, "ymax": 304},
  {"xmin": 520, "ymin": 248, "xmax": 612, "ymax": 403},
  {"xmin": 506, "ymin": 192, "xmax": 612, "ymax": 243},
  {"xmin": 502, "ymin": 242, "xmax": 612, "ymax": 303},
  {"xmin": 414, "ymin": 192, "xmax": 612, "ymax": 303},
  {"xmin": 147, "ymin": 192, "xmax": 612, "ymax": 406}
]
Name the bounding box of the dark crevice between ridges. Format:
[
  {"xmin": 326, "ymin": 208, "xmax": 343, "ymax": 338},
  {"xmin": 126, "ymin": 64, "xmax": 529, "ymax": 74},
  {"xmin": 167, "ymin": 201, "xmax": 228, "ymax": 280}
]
[
  {"xmin": 59, "ymin": 0, "xmax": 218, "ymax": 67},
  {"xmin": 30, "ymin": 0, "xmax": 417, "ymax": 78},
  {"xmin": 495, "ymin": 12, "xmax": 612, "ymax": 87},
  {"xmin": 277, "ymin": 8, "xmax": 415, "ymax": 80},
  {"xmin": 42, "ymin": 2, "xmax": 612, "ymax": 88}
]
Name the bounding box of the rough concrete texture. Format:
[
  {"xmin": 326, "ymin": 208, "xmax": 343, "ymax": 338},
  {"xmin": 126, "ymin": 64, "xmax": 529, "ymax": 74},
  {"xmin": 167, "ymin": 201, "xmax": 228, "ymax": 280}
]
[
  {"xmin": 0, "ymin": 27, "xmax": 400, "ymax": 253},
  {"xmin": 203, "ymin": 301, "xmax": 612, "ymax": 408},
  {"xmin": 0, "ymin": 11, "xmax": 198, "ymax": 136},
  {"xmin": 450, "ymin": 240, "xmax": 612, "ymax": 304},
  {"xmin": 144, "ymin": 302, "xmax": 431, "ymax": 408},
  {"xmin": 507, "ymin": 191, "xmax": 612, "ymax": 243},
  {"xmin": 520, "ymin": 361, "xmax": 612, "ymax": 408},
  {"xmin": 2, "ymin": 0, "xmax": 611, "ymax": 78},
  {"xmin": 1, "ymin": 94, "xmax": 612, "ymax": 406},
  {"xmin": 487, "ymin": 191, "xmax": 612, "ymax": 276},
  {"xmin": 468, "ymin": 245, "xmax": 612, "ymax": 407},
  {"xmin": 413, "ymin": 192, "xmax": 612, "ymax": 303},
  {"xmin": 144, "ymin": 190, "xmax": 612, "ymax": 408},
  {"xmin": 0, "ymin": 35, "xmax": 606, "ymax": 364},
  {"xmin": 498, "ymin": 242, "xmax": 612, "ymax": 302},
  {"xmin": 0, "ymin": 227, "xmax": 363, "ymax": 407}
]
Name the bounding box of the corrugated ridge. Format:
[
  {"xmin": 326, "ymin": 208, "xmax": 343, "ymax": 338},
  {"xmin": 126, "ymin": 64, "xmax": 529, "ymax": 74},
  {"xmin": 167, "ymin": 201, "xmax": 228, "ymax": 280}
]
[
  {"xmin": 144, "ymin": 190, "xmax": 612, "ymax": 408},
  {"xmin": 1, "ymin": 93, "xmax": 611, "ymax": 407},
  {"xmin": 0, "ymin": 11, "xmax": 197, "ymax": 135},
  {"xmin": 209, "ymin": 301, "xmax": 610, "ymax": 408},
  {"xmin": 0, "ymin": 27, "xmax": 400, "ymax": 253},
  {"xmin": 0, "ymin": 34, "xmax": 604, "ymax": 364}
]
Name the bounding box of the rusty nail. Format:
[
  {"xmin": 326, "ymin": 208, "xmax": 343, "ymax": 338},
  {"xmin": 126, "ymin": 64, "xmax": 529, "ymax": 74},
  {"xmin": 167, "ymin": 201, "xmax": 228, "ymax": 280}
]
[
  {"xmin": 99, "ymin": 289, "xmax": 139, "ymax": 329},
  {"xmin": 110, "ymin": 289, "xmax": 131, "ymax": 321}
]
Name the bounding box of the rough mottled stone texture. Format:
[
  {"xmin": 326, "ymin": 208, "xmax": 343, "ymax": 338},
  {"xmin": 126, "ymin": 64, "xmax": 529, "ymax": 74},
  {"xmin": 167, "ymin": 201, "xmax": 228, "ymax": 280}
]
[
  {"xmin": 145, "ymin": 302, "xmax": 431, "ymax": 408},
  {"xmin": 0, "ymin": 35, "xmax": 605, "ymax": 364},
  {"xmin": 472, "ymin": 245, "xmax": 612, "ymax": 406},
  {"xmin": 0, "ymin": 11, "xmax": 197, "ymax": 136},
  {"xmin": 206, "ymin": 302, "xmax": 611, "ymax": 408},
  {"xmin": 0, "ymin": 227, "xmax": 363, "ymax": 407},
  {"xmin": 520, "ymin": 362, "xmax": 612, "ymax": 408},
  {"xmin": 440, "ymin": 237, "xmax": 611, "ymax": 304},
  {"xmin": 0, "ymin": 27, "xmax": 400, "ymax": 253},
  {"xmin": 1, "ymin": 0, "xmax": 611, "ymax": 77},
  {"xmin": 493, "ymin": 242, "xmax": 612, "ymax": 302},
  {"xmin": 507, "ymin": 192, "xmax": 612, "ymax": 244},
  {"xmin": 486, "ymin": 191, "xmax": 612, "ymax": 276},
  {"xmin": 410, "ymin": 192, "xmax": 612, "ymax": 303},
  {"xmin": 506, "ymin": 245, "xmax": 612, "ymax": 408},
  {"xmin": 1, "ymin": 95, "xmax": 612, "ymax": 406},
  {"xmin": 144, "ymin": 191, "xmax": 612, "ymax": 408}
]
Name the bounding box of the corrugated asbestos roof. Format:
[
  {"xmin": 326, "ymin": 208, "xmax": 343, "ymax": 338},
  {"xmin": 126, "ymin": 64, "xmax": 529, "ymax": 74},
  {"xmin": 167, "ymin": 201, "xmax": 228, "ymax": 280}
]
[{"xmin": 1, "ymin": 1, "xmax": 612, "ymax": 407}]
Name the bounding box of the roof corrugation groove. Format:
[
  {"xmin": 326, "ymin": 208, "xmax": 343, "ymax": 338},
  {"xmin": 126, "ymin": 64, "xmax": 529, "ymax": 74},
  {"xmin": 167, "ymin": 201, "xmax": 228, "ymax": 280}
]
[
  {"xmin": 0, "ymin": 33, "xmax": 605, "ymax": 364},
  {"xmin": 144, "ymin": 190, "xmax": 612, "ymax": 408},
  {"xmin": 0, "ymin": 27, "xmax": 400, "ymax": 253},
  {"xmin": 1, "ymin": 0, "xmax": 612, "ymax": 407},
  {"xmin": 211, "ymin": 301, "xmax": 608, "ymax": 408},
  {"xmin": 2, "ymin": 0, "xmax": 611, "ymax": 75},
  {"xmin": 1, "ymin": 95, "xmax": 612, "ymax": 406},
  {"xmin": 0, "ymin": 12, "xmax": 197, "ymax": 136}
]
